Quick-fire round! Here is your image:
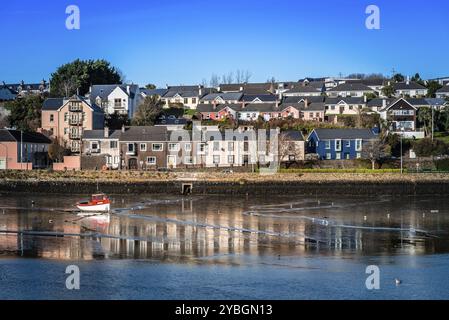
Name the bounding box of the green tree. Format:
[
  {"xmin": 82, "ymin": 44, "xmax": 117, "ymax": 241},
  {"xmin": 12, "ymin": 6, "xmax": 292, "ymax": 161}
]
[
  {"xmin": 145, "ymin": 83, "xmax": 156, "ymax": 90},
  {"xmin": 381, "ymin": 84, "xmax": 395, "ymax": 98},
  {"xmin": 392, "ymin": 73, "xmax": 405, "ymax": 82},
  {"xmin": 417, "ymin": 108, "xmax": 432, "ymax": 136},
  {"xmin": 413, "ymin": 138, "xmax": 449, "ymax": 157},
  {"xmin": 132, "ymin": 96, "xmax": 163, "ymax": 126},
  {"xmin": 105, "ymin": 113, "xmax": 130, "ymax": 130},
  {"xmin": 426, "ymin": 80, "xmax": 443, "ymax": 98},
  {"xmin": 4, "ymin": 95, "xmax": 43, "ymax": 131},
  {"xmin": 50, "ymin": 59, "xmax": 123, "ymax": 97}
]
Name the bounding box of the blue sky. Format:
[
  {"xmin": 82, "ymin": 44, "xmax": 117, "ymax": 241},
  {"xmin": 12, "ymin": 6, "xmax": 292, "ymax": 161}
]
[{"xmin": 1, "ymin": 0, "xmax": 448, "ymax": 87}]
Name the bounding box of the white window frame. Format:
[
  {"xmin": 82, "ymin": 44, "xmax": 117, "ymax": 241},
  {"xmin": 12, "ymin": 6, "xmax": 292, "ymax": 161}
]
[
  {"xmin": 325, "ymin": 140, "xmax": 331, "ymax": 149},
  {"xmin": 168, "ymin": 143, "xmax": 180, "ymax": 152},
  {"xmin": 185, "ymin": 143, "xmax": 192, "ymax": 152},
  {"xmin": 147, "ymin": 156, "xmax": 156, "ymax": 165},
  {"xmin": 213, "ymin": 155, "xmax": 220, "ymax": 164},
  {"xmin": 336, "ymin": 152, "xmax": 341, "ymax": 160},
  {"xmin": 184, "ymin": 156, "xmax": 193, "ymax": 164},
  {"xmin": 140, "ymin": 143, "xmax": 147, "ymax": 152},
  {"xmin": 325, "ymin": 153, "xmax": 331, "ymax": 160},
  {"xmin": 335, "ymin": 139, "xmax": 342, "ymax": 151},
  {"xmin": 355, "ymin": 139, "xmax": 362, "ymax": 151},
  {"xmin": 152, "ymin": 143, "xmax": 163, "ymax": 151}
]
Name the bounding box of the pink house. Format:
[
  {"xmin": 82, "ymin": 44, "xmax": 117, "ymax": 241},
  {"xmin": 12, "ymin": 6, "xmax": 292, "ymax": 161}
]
[{"xmin": 0, "ymin": 129, "xmax": 51, "ymax": 170}]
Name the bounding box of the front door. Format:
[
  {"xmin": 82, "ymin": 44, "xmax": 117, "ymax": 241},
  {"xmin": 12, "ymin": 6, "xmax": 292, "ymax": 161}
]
[
  {"xmin": 167, "ymin": 155, "xmax": 177, "ymax": 169},
  {"xmin": 128, "ymin": 158, "xmax": 138, "ymax": 170}
]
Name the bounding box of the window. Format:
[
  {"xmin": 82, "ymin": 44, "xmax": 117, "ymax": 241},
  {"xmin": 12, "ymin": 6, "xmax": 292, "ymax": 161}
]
[
  {"xmin": 345, "ymin": 140, "xmax": 350, "ymax": 148},
  {"xmin": 64, "ymin": 128, "xmax": 68, "ymax": 135},
  {"xmin": 184, "ymin": 156, "xmax": 193, "ymax": 164},
  {"xmin": 309, "ymin": 112, "xmax": 313, "ymax": 117},
  {"xmin": 184, "ymin": 98, "xmax": 188, "ymax": 104},
  {"xmin": 168, "ymin": 143, "xmax": 180, "ymax": 152},
  {"xmin": 127, "ymin": 143, "xmax": 134, "ymax": 153},
  {"xmin": 356, "ymin": 152, "xmax": 362, "ymax": 159},
  {"xmin": 152, "ymin": 143, "xmax": 163, "ymax": 151},
  {"xmin": 140, "ymin": 143, "xmax": 147, "ymax": 151},
  {"xmin": 331, "ymin": 106, "xmax": 335, "ymax": 110},
  {"xmin": 198, "ymin": 143, "xmax": 205, "ymax": 153},
  {"xmin": 64, "ymin": 113, "xmax": 68, "ymax": 122},
  {"xmin": 192, "ymin": 98, "xmax": 196, "ymax": 104},
  {"xmin": 90, "ymin": 142, "xmax": 99, "ymax": 150},
  {"xmin": 213, "ymin": 155, "xmax": 220, "ymax": 164},
  {"xmin": 107, "ymin": 156, "xmax": 112, "ymax": 164},
  {"xmin": 355, "ymin": 139, "xmax": 362, "ymax": 151},
  {"xmin": 336, "ymin": 153, "xmax": 341, "ymax": 160},
  {"xmin": 114, "ymin": 156, "xmax": 120, "ymax": 164},
  {"xmin": 325, "ymin": 153, "xmax": 331, "ymax": 160},
  {"xmin": 50, "ymin": 114, "xmax": 54, "ymax": 122},
  {"xmin": 147, "ymin": 156, "xmax": 156, "ymax": 165},
  {"xmin": 185, "ymin": 143, "xmax": 192, "ymax": 152},
  {"xmin": 110, "ymin": 141, "xmax": 118, "ymax": 149},
  {"xmin": 213, "ymin": 141, "xmax": 220, "ymax": 152},
  {"xmin": 325, "ymin": 140, "xmax": 331, "ymax": 149},
  {"xmin": 228, "ymin": 142, "xmax": 234, "ymax": 151},
  {"xmin": 114, "ymin": 99, "xmax": 122, "ymax": 108},
  {"xmin": 228, "ymin": 155, "xmax": 235, "ymax": 164},
  {"xmin": 335, "ymin": 139, "xmax": 342, "ymax": 151}
]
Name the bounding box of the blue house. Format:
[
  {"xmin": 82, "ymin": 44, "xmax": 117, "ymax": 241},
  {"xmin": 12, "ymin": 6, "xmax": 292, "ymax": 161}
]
[{"xmin": 307, "ymin": 128, "xmax": 378, "ymax": 160}]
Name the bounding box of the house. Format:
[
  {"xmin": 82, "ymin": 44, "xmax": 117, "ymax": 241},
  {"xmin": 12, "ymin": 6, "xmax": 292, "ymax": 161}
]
[
  {"xmin": 161, "ymin": 85, "xmax": 208, "ymax": 109},
  {"xmin": 199, "ymin": 92, "xmax": 243, "ymax": 105},
  {"xmin": 0, "ymin": 129, "xmax": 51, "ymax": 170},
  {"xmin": 218, "ymin": 83, "xmax": 277, "ymax": 95},
  {"xmin": 347, "ymin": 79, "xmax": 385, "ymax": 95},
  {"xmin": 2, "ymin": 80, "xmax": 49, "ymax": 97},
  {"xmin": 393, "ymin": 81, "xmax": 428, "ymax": 97},
  {"xmin": 300, "ymin": 102, "xmax": 326, "ymax": 122},
  {"xmin": 282, "ymin": 82, "xmax": 324, "ymax": 97},
  {"xmin": 324, "ymin": 97, "xmax": 367, "ymax": 119},
  {"xmin": 241, "ymin": 94, "xmax": 278, "ymax": 104},
  {"xmin": 0, "ymin": 85, "xmax": 17, "ymax": 102},
  {"xmin": 41, "ymin": 95, "xmax": 104, "ymax": 153},
  {"xmin": 88, "ymin": 84, "xmax": 141, "ymax": 117},
  {"xmin": 279, "ymin": 131, "xmax": 306, "ymax": 162},
  {"xmin": 327, "ymin": 83, "xmax": 375, "ymax": 97},
  {"xmin": 366, "ymin": 98, "xmax": 394, "ymax": 112},
  {"xmin": 283, "ymin": 96, "xmax": 325, "ymax": 104},
  {"xmin": 81, "ymin": 128, "xmax": 121, "ymax": 170},
  {"xmin": 197, "ymin": 103, "xmax": 240, "ymax": 121},
  {"xmin": 379, "ymin": 98, "xmax": 424, "ymax": 138},
  {"xmin": 307, "ymin": 128, "xmax": 378, "ymax": 160},
  {"xmin": 436, "ymin": 85, "xmax": 449, "ymax": 99},
  {"xmin": 140, "ymin": 88, "xmax": 168, "ymax": 99}
]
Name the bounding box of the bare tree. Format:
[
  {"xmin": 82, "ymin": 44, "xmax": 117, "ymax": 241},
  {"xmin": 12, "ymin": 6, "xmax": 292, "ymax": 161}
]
[
  {"xmin": 235, "ymin": 70, "xmax": 243, "ymax": 83},
  {"xmin": 362, "ymin": 139, "xmax": 390, "ymax": 170},
  {"xmin": 277, "ymin": 132, "xmax": 304, "ymax": 168},
  {"xmin": 209, "ymin": 74, "xmax": 220, "ymax": 88},
  {"xmin": 243, "ymin": 70, "xmax": 252, "ymax": 83}
]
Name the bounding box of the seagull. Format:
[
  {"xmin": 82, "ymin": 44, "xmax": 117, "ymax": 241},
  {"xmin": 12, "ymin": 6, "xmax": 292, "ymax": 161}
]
[{"xmin": 395, "ymin": 278, "xmax": 402, "ymax": 285}]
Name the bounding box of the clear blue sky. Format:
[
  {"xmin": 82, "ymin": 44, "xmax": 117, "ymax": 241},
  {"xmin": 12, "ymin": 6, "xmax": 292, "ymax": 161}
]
[{"xmin": 1, "ymin": 0, "xmax": 448, "ymax": 87}]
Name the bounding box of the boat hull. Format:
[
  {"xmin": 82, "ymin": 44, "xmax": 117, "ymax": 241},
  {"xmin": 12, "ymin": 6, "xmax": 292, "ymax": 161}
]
[{"xmin": 76, "ymin": 203, "xmax": 110, "ymax": 212}]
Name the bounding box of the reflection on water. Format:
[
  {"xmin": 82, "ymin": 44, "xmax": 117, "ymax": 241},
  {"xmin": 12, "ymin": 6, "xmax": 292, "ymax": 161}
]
[{"xmin": 1, "ymin": 193, "xmax": 449, "ymax": 262}]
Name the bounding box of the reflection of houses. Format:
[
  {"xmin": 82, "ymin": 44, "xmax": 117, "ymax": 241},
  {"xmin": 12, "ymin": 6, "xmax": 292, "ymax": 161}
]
[
  {"xmin": 87, "ymin": 84, "xmax": 141, "ymax": 117},
  {"xmin": 0, "ymin": 129, "xmax": 51, "ymax": 170},
  {"xmin": 379, "ymin": 98, "xmax": 424, "ymax": 138},
  {"xmin": 307, "ymin": 128, "xmax": 378, "ymax": 160},
  {"xmin": 41, "ymin": 95, "xmax": 104, "ymax": 153}
]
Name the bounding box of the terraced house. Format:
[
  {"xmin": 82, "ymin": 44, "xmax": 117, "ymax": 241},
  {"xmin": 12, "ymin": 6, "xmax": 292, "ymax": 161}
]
[{"xmin": 41, "ymin": 95, "xmax": 104, "ymax": 153}]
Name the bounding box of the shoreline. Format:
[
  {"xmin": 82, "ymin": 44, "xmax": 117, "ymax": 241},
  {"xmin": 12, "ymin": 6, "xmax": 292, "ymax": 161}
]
[{"xmin": 2, "ymin": 171, "xmax": 449, "ymax": 195}]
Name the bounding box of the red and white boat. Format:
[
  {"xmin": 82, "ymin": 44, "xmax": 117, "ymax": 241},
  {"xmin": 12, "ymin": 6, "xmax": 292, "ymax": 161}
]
[{"xmin": 76, "ymin": 193, "xmax": 111, "ymax": 212}]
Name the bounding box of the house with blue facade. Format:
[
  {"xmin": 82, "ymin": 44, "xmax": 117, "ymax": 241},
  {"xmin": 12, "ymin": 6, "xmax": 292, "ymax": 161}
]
[{"xmin": 307, "ymin": 128, "xmax": 378, "ymax": 160}]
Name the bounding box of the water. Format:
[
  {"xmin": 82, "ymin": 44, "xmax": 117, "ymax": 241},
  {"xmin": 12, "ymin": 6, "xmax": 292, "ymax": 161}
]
[{"xmin": 1, "ymin": 193, "xmax": 449, "ymax": 300}]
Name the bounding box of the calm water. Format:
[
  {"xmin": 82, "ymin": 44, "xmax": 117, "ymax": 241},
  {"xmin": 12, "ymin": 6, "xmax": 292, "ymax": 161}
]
[{"xmin": 1, "ymin": 192, "xmax": 449, "ymax": 299}]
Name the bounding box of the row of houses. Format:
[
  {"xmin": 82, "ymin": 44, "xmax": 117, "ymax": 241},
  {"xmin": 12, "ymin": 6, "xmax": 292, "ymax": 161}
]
[{"xmin": 0, "ymin": 125, "xmax": 379, "ymax": 171}]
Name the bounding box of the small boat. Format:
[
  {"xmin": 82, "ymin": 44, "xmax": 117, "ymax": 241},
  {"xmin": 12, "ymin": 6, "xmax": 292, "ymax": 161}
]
[{"xmin": 76, "ymin": 193, "xmax": 111, "ymax": 212}]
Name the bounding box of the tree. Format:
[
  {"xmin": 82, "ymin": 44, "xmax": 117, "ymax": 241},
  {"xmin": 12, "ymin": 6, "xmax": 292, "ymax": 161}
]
[
  {"xmin": 145, "ymin": 84, "xmax": 156, "ymax": 90},
  {"xmin": 411, "ymin": 73, "xmax": 425, "ymax": 86},
  {"xmin": 382, "ymin": 84, "xmax": 395, "ymax": 98},
  {"xmin": 426, "ymin": 80, "xmax": 443, "ymax": 98},
  {"xmin": 412, "ymin": 138, "xmax": 449, "ymax": 157},
  {"xmin": 50, "ymin": 59, "xmax": 123, "ymax": 97},
  {"xmin": 278, "ymin": 132, "xmax": 304, "ymax": 168},
  {"xmin": 48, "ymin": 138, "xmax": 69, "ymax": 163},
  {"xmin": 417, "ymin": 108, "xmax": 432, "ymax": 137},
  {"xmin": 209, "ymin": 74, "xmax": 220, "ymax": 88},
  {"xmin": 105, "ymin": 113, "xmax": 130, "ymax": 130},
  {"xmin": 4, "ymin": 95, "xmax": 43, "ymax": 131},
  {"xmin": 392, "ymin": 73, "xmax": 405, "ymax": 82},
  {"xmin": 132, "ymin": 96, "xmax": 163, "ymax": 126},
  {"xmin": 363, "ymin": 139, "xmax": 390, "ymax": 170}
]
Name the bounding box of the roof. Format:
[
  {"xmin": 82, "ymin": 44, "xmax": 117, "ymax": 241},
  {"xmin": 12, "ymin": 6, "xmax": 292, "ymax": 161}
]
[
  {"xmin": 242, "ymin": 94, "xmax": 277, "ymax": 103},
  {"xmin": 381, "ymin": 98, "xmax": 416, "ymax": 111},
  {"xmin": 140, "ymin": 88, "xmax": 168, "ymax": 97},
  {"xmin": 120, "ymin": 126, "xmax": 168, "ymax": 142},
  {"xmin": 325, "ymin": 97, "xmax": 366, "ymax": 105},
  {"xmin": 283, "ymin": 96, "xmax": 325, "ymax": 104},
  {"xmin": 3, "ymin": 81, "xmax": 49, "ymax": 92},
  {"xmin": 155, "ymin": 117, "xmax": 187, "ymax": 126},
  {"xmin": 311, "ymin": 128, "xmax": 377, "ymax": 140},
  {"xmin": 201, "ymin": 92, "xmax": 243, "ymax": 101},
  {"xmin": 0, "ymin": 129, "xmax": 52, "ymax": 144},
  {"xmin": 367, "ymin": 98, "xmax": 394, "ymax": 107},
  {"xmin": 328, "ymin": 83, "xmax": 374, "ymax": 92},
  {"xmin": 349, "ymin": 79, "xmax": 385, "ymax": 86},
  {"xmin": 82, "ymin": 129, "xmax": 121, "ymax": 140},
  {"xmin": 0, "ymin": 87, "xmax": 17, "ymax": 101},
  {"xmin": 42, "ymin": 96, "xmax": 103, "ymax": 113},
  {"xmin": 284, "ymin": 85, "xmax": 322, "ymax": 94},
  {"xmin": 436, "ymin": 85, "xmax": 449, "ymax": 93},
  {"xmin": 90, "ymin": 84, "xmax": 139, "ymax": 101},
  {"xmin": 282, "ymin": 130, "xmax": 304, "ymax": 141},
  {"xmin": 219, "ymin": 83, "xmax": 276, "ymax": 94},
  {"xmin": 393, "ymin": 82, "xmax": 427, "ymax": 90}
]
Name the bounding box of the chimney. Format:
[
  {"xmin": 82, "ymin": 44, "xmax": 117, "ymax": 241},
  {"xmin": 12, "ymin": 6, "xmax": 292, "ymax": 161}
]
[
  {"xmin": 104, "ymin": 127, "xmax": 109, "ymax": 138},
  {"xmin": 199, "ymin": 86, "xmax": 203, "ymax": 97},
  {"xmin": 278, "ymin": 91, "xmax": 282, "ymax": 100},
  {"xmin": 275, "ymin": 100, "xmax": 279, "ymax": 109},
  {"xmin": 240, "ymin": 86, "xmax": 244, "ymax": 92},
  {"xmin": 304, "ymin": 98, "xmax": 309, "ymax": 107},
  {"xmin": 406, "ymin": 76, "xmax": 410, "ymax": 85},
  {"xmin": 121, "ymin": 125, "xmax": 126, "ymax": 133},
  {"xmin": 126, "ymin": 85, "xmax": 131, "ymax": 95},
  {"xmin": 364, "ymin": 95, "xmax": 367, "ymax": 103},
  {"xmin": 213, "ymin": 101, "xmax": 217, "ymax": 110},
  {"xmin": 241, "ymin": 101, "xmax": 245, "ymax": 109},
  {"xmin": 382, "ymin": 99, "xmax": 387, "ymax": 108}
]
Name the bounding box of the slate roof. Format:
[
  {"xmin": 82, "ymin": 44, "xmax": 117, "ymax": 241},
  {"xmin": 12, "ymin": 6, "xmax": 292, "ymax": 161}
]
[
  {"xmin": 282, "ymin": 130, "xmax": 305, "ymax": 141},
  {"xmin": 283, "ymin": 96, "xmax": 325, "ymax": 104},
  {"xmin": 90, "ymin": 84, "xmax": 139, "ymax": 101},
  {"xmin": 0, "ymin": 129, "xmax": 52, "ymax": 144},
  {"xmin": 42, "ymin": 96, "xmax": 103, "ymax": 113},
  {"xmin": 312, "ymin": 128, "xmax": 377, "ymax": 140},
  {"xmin": 0, "ymin": 86, "xmax": 17, "ymax": 101},
  {"xmin": 140, "ymin": 88, "xmax": 168, "ymax": 97},
  {"xmin": 328, "ymin": 83, "xmax": 374, "ymax": 92},
  {"xmin": 284, "ymin": 85, "xmax": 322, "ymax": 94},
  {"xmin": 437, "ymin": 85, "xmax": 449, "ymax": 93},
  {"xmin": 325, "ymin": 97, "xmax": 366, "ymax": 105},
  {"xmin": 242, "ymin": 94, "xmax": 277, "ymax": 102},
  {"xmin": 393, "ymin": 82, "xmax": 427, "ymax": 90},
  {"xmin": 82, "ymin": 130, "xmax": 121, "ymax": 140},
  {"xmin": 201, "ymin": 92, "xmax": 243, "ymax": 101},
  {"xmin": 120, "ymin": 126, "xmax": 168, "ymax": 142}
]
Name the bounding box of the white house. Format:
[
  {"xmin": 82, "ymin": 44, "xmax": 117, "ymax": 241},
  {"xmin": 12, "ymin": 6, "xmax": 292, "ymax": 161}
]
[
  {"xmin": 88, "ymin": 84, "xmax": 141, "ymax": 118},
  {"xmin": 327, "ymin": 83, "xmax": 375, "ymax": 97},
  {"xmin": 393, "ymin": 81, "xmax": 428, "ymax": 98},
  {"xmin": 436, "ymin": 85, "xmax": 449, "ymax": 99}
]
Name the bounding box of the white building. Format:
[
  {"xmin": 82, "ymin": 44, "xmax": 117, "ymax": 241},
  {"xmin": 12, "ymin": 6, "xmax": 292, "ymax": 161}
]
[{"xmin": 88, "ymin": 84, "xmax": 141, "ymax": 118}]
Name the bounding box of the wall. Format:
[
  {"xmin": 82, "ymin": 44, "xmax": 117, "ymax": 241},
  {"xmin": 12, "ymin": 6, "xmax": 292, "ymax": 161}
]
[{"xmin": 53, "ymin": 156, "xmax": 81, "ymax": 171}]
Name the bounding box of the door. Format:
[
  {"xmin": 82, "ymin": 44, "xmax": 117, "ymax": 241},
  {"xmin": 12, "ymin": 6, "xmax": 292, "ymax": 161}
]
[
  {"xmin": 128, "ymin": 158, "xmax": 138, "ymax": 170},
  {"xmin": 167, "ymin": 155, "xmax": 177, "ymax": 169},
  {"xmin": 0, "ymin": 157, "xmax": 6, "ymax": 170}
]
